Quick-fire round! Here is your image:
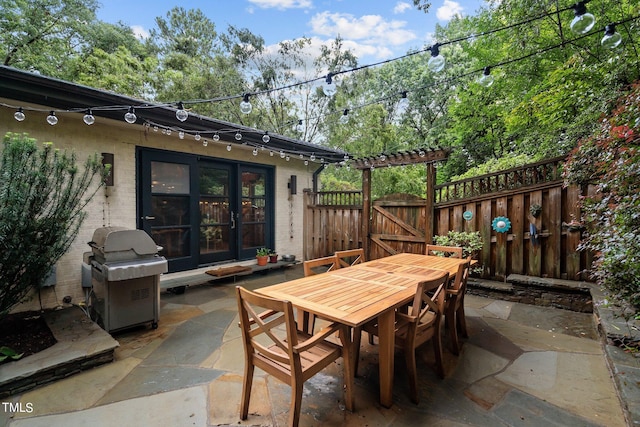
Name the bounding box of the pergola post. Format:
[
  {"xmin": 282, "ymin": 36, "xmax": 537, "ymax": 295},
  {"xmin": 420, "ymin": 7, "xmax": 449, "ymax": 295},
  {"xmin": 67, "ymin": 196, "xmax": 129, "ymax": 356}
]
[
  {"xmin": 362, "ymin": 167, "xmax": 371, "ymax": 259},
  {"xmin": 425, "ymin": 162, "xmax": 436, "ymax": 245}
]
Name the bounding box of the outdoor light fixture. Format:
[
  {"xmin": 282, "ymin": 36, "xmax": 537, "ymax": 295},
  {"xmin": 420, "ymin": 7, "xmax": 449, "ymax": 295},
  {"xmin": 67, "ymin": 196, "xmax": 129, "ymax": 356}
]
[
  {"xmin": 310, "ymin": 153, "xmax": 316, "ymax": 161},
  {"xmin": 240, "ymin": 94, "xmax": 252, "ymax": 114},
  {"xmin": 253, "ymin": 148, "xmax": 258, "ymax": 156},
  {"xmin": 194, "ymin": 133, "xmax": 201, "ymax": 141},
  {"xmin": 202, "ymin": 139, "xmax": 208, "ymax": 147},
  {"xmin": 175, "ymin": 102, "xmax": 188, "ymax": 122},
  {"xmin": 124, "ymin": 106, "xmax": 136, "ymax": 124},
  {"xmin": 478, "ymin": 67, "xmax": 495, "ymax": 87},
  {"xmin": 226, "ymin": 144, "xmax": 232, "ymax": 151},
  {"xmin": 234, "ymin": 131, "xmax": 242, "ymax": 141},
  {"xmin": 83, "ymin": 109, "xmax": 95, "ymax": 125},
  {"xmin": 262, "ymin": 132, "xmax": 270, "ymax": 143},
  {"xmin": 212, "ymin": 133, "xmax": 220, "ymax": 142},
  {"xmin": 47, "ymin": 111, "xmax": 58, "ymax": 126},
  {"xmin": 178, "ymin": 131, "xmax": 185, "ymax": 139},
  {"xmin": 428, "ymin": 44, "xmax": 445, "ymax": 72},
  {"xmin": 339, "ymin": 109, "xmax": 349, "ymax": 124},
  {"xmin": 601, "ymin": 24, "xmax": 622, "ymax": 49},
  {"xmin": 570, "ymin": 2, "xmax": 596, "ymax": 34},
  {"xmin": 280, "ymin": 150, "xmax": 285, "ymax": 158},
  {"xmin": 14, "ymin": 107, "xmax": 25, "ymax": 122},
  {"xmin": 322, "ymin": 72, "xmax": 337, "ymax": 96}
]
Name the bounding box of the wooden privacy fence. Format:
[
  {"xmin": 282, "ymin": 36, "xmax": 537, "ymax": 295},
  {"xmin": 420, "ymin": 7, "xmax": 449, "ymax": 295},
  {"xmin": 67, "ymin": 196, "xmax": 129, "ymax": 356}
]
[{"xmin": 303, "ymin": 157, "xmax": 591, "ymax": 281}]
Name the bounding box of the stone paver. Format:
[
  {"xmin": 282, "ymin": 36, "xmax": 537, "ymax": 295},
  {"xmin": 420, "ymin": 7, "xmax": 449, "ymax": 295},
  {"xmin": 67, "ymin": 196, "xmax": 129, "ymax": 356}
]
[{"xmin": 1, "ymin": 265, "xmax": 632, "ymax": 427}]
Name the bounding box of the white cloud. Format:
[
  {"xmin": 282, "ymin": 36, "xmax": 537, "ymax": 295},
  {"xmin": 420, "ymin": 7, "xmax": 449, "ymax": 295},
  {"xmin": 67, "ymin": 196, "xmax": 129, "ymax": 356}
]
[
  {"xmin": 131, "ymin": 25, "xmax": 149, "ymax": 40},
  {"xmin": 309, "ymin": 11, "xmax": 416, "ymax": 48},
  {"xmin": 248, "ymin": 0, "xmax": 312, "ymax": 9},
  {"xmin": 393, "ymin": 2, "xmax": 412, "ymax": 14},
  {"xmin": 436, "ymin": 0, "xmax": 464, "ymax": 21}
]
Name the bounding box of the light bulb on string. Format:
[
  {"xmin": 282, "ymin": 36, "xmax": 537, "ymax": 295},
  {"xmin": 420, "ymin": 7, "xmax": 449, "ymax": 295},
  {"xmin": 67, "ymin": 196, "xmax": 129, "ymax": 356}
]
[
  {"xmin": 570, "ymin": 2, "xmax": 596, "ymax": 35},
  {"xmin": 240, "ymin": 94, "xmax": 252, "ymax": 114},
  {"xmin": 304, "ymin": 160, "xmax": 309, "ymax": 166},
  {"xmin": 194, "ymin": 133, "xmax": 201, "ymax": 141},
  {"xmin": 161, "ymin": 128, "xmax": 167, "ymax": 135},
  {"xmin": 286, "ymin": 155, "xmax": 290, "ymax": 161},
  {"xmin": 124, "ymin": 106, "xmax": 136, "ymax": 124},
  {"xmin": 295, "ymin": 119, "xmax": 304, "ymax": 132},
  {"xmin": 262, "ymin": 132, "xmax": 270, "ymax": 143},
  {"xmin": 235, "ymin": 131, "xmax": 242, "ymax": 141},
  {"xmin": 478, "ymin": 66, "xmax": 494, "ymax": 87},
  {"xmin": 83, "ymin": 109, "xmax": 95, "ymax": 125},
  {"xmin": 252, "ymin": 148, "xmax": 258, "ymax": 156},
  {"xmin": 14, "ymin": 107, "xmax": 25, "ymax": 122},
  {"xmin": 175, "ymin": 102, "xmax": 188, "ymax": 122},
  {"xmin": 322, "ymin": 72, "xmax": 337, "ymax": 96},
  {"xmin": 310, "ymin": 153, "xmax": 316, "ymax": 162},
  {"xmin": 227, "ymin": 144, "xmax": 232, "ymax": 152},
  {"xmin": 178, "ymin": 131, "xmax": 185, "ymax": 139},
  {"xmin": 280, "ymin": 151, "xmax": 285, "ymax": 158},
  {"xmin": 427, "ymin": 44, "xmax": 445, "ymax": 72},
  {"xmin": 397, "ymin": 91, "xmax": 409, "ymax": 114},
  {"xmin": 153, "ymin": 126, "xmax": 158, "ymax": 132},
  {"xmin": 270, "ymin": 150, "xmax": 274, "ymax": 156},
  {"xmin": 339, "ymin": 109, "xmax": 349, "ymax": 124},
  {"xmin": 202, "ymin": 139, "xmax": 208, "ymax": 147},
  {"xmin": 212, "ymin": 133, "xmax": 220, "ymax": 142},
  {"xmin": 47, "ymin": 111, "xmax": 58, "ymax": 126},
  {"xmin": 601, "ymin": 24, "xmax": 622, "ymax": 49},
  {"xmin": 166, "ymin": 129, "xmax": 172, "ymax": 136}
]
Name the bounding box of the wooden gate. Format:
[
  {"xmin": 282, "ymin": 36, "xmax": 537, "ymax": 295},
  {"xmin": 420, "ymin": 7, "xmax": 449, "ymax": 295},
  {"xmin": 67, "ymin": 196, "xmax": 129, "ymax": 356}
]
[{"xmin": 368, "ymin": 194, "xmax": 428, "ymax": 259}]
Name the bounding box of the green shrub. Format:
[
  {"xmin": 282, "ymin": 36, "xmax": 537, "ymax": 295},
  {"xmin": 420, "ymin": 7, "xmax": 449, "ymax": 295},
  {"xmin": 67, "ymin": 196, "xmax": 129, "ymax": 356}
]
[
  {"xmin": 433, "ymin": 230, "xmax": 483, "ymax": 259},
  {"xmin": 564, "ymin": 81, "xmax": 640, "ymax": 315},
  {"xmin": 0, "ymin": 133, "xmax": 107, "ymax": 318}
]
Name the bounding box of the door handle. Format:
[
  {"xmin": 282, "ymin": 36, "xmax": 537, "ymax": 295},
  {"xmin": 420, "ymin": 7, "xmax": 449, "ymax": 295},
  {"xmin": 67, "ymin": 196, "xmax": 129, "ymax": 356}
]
[
  {"xmin": 231, "ymin": 211, "xmax": 236, "ymax": 229},
  {"xmin": 143, "ymin": 216, "xmax": 156, "ymax": 220}
]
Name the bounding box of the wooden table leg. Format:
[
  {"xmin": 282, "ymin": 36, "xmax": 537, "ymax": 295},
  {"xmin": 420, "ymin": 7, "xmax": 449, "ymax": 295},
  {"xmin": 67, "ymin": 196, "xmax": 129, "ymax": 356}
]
[{"xmin": 377, "ymin": 309, "xmax": 395, "ymax": 408}]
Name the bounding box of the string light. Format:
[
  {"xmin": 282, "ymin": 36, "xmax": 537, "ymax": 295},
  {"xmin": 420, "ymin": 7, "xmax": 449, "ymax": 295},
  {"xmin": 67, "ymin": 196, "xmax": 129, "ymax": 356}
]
[
  {"xmin": 262, "ymin": 131, "xmax": 270, "ymax": 143},
  {"xmin": 280, "ymin": 150, "xmax": 285, "ymax": 158},
  {"xmin": 339, "ymin": 109, "xmax": 349, "ymax": 124},
  {"xmin": 83, "ymin": 109, "xmax": 95, "ymax": 125},
  {"xmin": 175, "ymin": 102, "xmax": 188, "ymax": 122},
  {"xmin": 428, "ymin": 44, "xmax": 445, "ymax": 72},
  {"xmin": 202, "ymin": 139, "xmax": 208, "ymax": 147},
  {"xmin": 194, "ymin": 133, "xmax": 201, "ymax": 141},
  {"xmin": 478, "ymin": 67, "xmax": 494, "ymax": 87},
  {"xmin": 295, "ymin": 119, "xmax": 304, "ymax": 132},
  {"xmin": 397, "ymin": 91, "xmax": 409, "ymax": 113},
  {"xmin": 240, "ymin": 93, "xmax": 252, "ymax": 114},
  {"xmin": 124, "ymin": 106, "xmax": 136, "ymax": 124},
  {"xmin": 234, "ymin": 131, "xmax": 242, "ymax": 141},
  {"xmin": 212, "ymin": 133, "xmax": 220, "ymax": 141},
  {"xmin": 178, "ymin": 131, "xmax": 185, "ymax": 139},
  {"xmin": 601, "ymin": 24, "xmax": 622, "ymax": 49},
  {"xmin": 14, "ymin": 107, "xmax": 25, "ymax": 122},
  {"xmin": 46, "ymin": 111, "xmax": 58, "ymax": 126},
  {"xmin": 253, "ymin": 148, "xmax": 258, "ymax": 156},
  {"xmin": 323, "ymin": 72, "xmax": 337, "ymax": 96},
  {"xmin": 570, "ymin": 2, "xmax": 596, "ymax": 35},
  {"xmin": 226, "ymin": 144, "xmax": 232, "ymax": 151}
]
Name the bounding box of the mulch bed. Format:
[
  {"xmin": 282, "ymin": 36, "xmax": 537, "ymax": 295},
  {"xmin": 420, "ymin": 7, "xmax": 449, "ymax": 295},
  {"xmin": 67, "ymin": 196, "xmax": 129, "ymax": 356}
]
[{"xmin": 0, "ymin": 311, "xmax": 57, "ymax": 364}]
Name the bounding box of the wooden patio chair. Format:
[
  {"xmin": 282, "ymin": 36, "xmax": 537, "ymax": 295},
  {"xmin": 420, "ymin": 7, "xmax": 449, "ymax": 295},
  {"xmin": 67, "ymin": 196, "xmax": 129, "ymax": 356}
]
[
  {"xmin": 236, "ymin": 286, "xmax": 354, "ymax": 427},
  {"xmin": 300, "ymin": 254, "xmax": 341, "ymax": 333},
  {"xmin": 445, "ymin": 258, "xmax": 471, "ymax": 355},
  {"xmin": 425, "ymin": 244, "xmax": 463, "ymax": 258},
  {"xmin": 360, "ymin": 271, "xmax": 449, "ymax": 404},
  {"xmin": 335, "ymin": 248, "xmax": 365, "ymax": 268},
  {"xmin": 303, "ymin": 254, "xmax": 341, "ymax": 276}
]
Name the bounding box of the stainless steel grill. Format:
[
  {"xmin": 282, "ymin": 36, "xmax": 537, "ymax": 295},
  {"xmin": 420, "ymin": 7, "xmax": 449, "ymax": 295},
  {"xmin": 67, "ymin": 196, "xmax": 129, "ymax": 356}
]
[{"xmin": 88, "ymin": 226, "xmax": 167, "ymax": 333}]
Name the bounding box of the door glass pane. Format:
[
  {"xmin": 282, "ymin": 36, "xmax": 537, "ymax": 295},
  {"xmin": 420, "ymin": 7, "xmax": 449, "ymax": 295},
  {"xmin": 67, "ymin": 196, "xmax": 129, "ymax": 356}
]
[
  {"xmin": 241, "ymin": 171, "xmax": 267, "ymax": 249},
  {"xmin": 199, "ymin": 167, "xmax": 231, "ymax": 256},
  {"xmin": 150, "ymin": 161, "xmax": 191, "ymax": 260},
  {"xmin": 152, "ymin": 161, "xmax": 190, "ymax": 194}
]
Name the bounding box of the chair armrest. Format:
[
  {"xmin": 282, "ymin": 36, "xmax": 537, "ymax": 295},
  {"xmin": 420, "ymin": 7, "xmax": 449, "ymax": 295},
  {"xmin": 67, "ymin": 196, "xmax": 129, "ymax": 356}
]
[
  {"xmin": 294, "ymin": 322, "xmax": 344, "ymax": 353},
  {"xmin": 395, "ymin": 312, "xmax": 417, "ymax": 323}
]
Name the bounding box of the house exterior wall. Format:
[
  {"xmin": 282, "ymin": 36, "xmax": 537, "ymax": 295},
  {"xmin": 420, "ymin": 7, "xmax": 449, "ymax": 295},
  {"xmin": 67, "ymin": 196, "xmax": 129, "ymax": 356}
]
[{"xmin": 0, "ymin": 103, "xmax": 315, "ymax": 313}]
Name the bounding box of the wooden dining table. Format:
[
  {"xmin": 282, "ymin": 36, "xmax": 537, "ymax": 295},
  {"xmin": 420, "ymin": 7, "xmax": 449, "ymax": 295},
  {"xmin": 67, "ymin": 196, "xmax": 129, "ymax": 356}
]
[{"xmin": 256, "ymin": 253, "xmax": 470, "ymax": 409}]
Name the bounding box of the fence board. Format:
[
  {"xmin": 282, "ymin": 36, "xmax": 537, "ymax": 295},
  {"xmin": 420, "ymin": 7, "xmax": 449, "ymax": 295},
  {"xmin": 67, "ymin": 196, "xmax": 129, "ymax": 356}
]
[
  {"xmin": 528, "ymin": 191, "xmax": 543, "ymax": 277},
  {"xmin": 510, "ymin": 194, "xmax": 525, "ymax": 275}
]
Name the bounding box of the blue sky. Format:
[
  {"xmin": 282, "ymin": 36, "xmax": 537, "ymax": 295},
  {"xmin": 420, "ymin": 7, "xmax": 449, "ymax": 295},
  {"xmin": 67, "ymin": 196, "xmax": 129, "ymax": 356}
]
[{"xmin": 96, "ymin": 0, "xmax": 486, "ymax": 64}]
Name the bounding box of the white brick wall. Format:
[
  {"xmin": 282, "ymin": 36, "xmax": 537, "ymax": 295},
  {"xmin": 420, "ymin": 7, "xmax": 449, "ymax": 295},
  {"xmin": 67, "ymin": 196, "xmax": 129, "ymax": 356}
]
[{"xmin": 1, "ymin": 105, "xmax": 318, "ymax": 312}]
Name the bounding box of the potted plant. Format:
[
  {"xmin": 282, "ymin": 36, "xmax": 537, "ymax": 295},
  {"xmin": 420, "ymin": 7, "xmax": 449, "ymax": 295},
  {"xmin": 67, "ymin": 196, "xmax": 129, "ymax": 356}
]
[
  {"xmin": 268, "ymin": 250, "xmax": 278, "ymax": 263},
  {"xmin": 256, "ymin": 248, "xmax": 269, "ymax": 266}
]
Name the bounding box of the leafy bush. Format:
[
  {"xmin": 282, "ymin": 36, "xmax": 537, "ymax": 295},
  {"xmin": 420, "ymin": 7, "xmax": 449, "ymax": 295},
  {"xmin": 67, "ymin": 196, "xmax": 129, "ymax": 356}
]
[
  {"xmin": 0, "ymin": 133, "xmax": 107, "ymax": 318},
  {"xmin": 564, "ymin": 82, "xmax": 640, "ymax": 315},
  {"xmin": 433, "ymin": 230, "xmax": 483, "ymax": 259}
]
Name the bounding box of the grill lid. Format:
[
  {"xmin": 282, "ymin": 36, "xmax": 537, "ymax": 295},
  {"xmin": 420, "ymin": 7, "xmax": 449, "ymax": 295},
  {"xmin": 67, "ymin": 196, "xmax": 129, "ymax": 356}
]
[{"xmin": 89, "ymin": 226, "xmax": 160, "ymax": 263}]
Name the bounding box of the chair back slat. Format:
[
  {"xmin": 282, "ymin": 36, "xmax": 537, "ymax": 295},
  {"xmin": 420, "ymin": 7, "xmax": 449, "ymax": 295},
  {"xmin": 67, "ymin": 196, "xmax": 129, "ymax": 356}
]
[
  {"xmin": 303, "ymin": 254, "xmax": 341, "ymax": 276},
  {"xmin": 335, "ymin": 248, "xmax": 365, "ymax": 268}
]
